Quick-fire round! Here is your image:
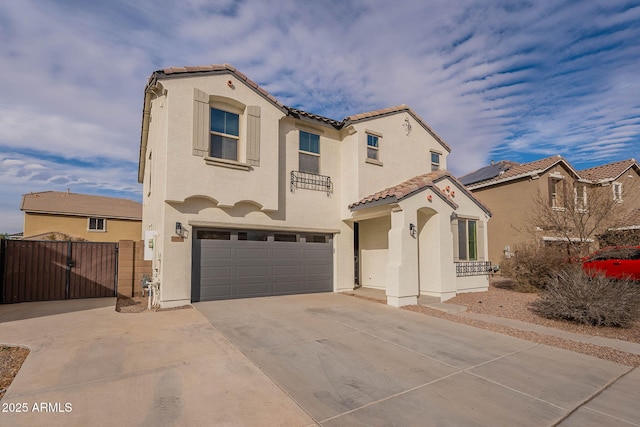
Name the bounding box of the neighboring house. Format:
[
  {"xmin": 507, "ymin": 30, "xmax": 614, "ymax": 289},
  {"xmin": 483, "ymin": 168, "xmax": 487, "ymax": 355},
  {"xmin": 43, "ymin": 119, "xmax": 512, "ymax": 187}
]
[
  {"xmin": 138, "ymin": 64, "xmax": 492, "ymax": 308},
  {"xmin": 460, "ymin": 156, "xmax": 640, "ymax": 264},
  {"xmin": 21, "ymin": 191, "xmax": 143, "ymax": 242},
  {"xmin": 580, "ymin": 159, "xmax": 640, "ymax": 246}
]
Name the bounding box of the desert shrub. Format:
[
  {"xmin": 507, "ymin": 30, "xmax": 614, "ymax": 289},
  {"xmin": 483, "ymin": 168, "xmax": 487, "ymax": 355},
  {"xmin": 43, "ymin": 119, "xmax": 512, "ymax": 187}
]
[
  {"xmin": 499, "ymin": 242, "xmax": 568, "ymax": 291},
  {"xmin": 530, "ymin": 265, "xmax": 640, "ymax": 327}
]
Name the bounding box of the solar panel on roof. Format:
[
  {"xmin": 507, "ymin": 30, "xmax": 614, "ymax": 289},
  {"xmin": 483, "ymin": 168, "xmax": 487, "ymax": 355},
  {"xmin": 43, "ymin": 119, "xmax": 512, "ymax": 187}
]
[{"xmin": 459, "ymin": 163, "xmax": 510, "ymax": 186}]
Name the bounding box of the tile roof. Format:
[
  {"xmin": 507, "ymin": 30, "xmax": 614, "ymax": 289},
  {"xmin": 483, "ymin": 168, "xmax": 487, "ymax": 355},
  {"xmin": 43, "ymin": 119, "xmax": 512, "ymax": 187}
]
[
  {"xmin": 350, "ymin": 170, "xmax": 450, "ymax": 210},
  {"xmin": 21, "ymin": 191, "xmax": 142, "ymax": 220},
  {"xmin": 153, "ymin": 63, "xmax": 288, "ymax": 111},
  {"xmin": 147, "ymin": 64, "xmax": 451, "ymax": 151},
  {"xmin": 286, "ymin": 107, "xmax": 343, "ymax": 128},
  {"xmin": 462, "ymin": 155, "xmax": 579, "ymax": 189},
  {"xmin": 344, "ymin": 105, "xmax": 452, "ymax": 152},
  {"xmin": 579, "ymin": 158, "xmax": 638, "ymax": 182},
  {"xmin": 349, "ymin": 170, "xmax": 491, "ymax": 216}
]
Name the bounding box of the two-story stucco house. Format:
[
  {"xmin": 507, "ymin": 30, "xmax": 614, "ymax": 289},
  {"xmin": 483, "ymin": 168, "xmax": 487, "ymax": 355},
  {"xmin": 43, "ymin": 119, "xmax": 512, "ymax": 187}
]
[{"xmin": 138, "ymin": 64, "xmax": 492, "ymax": 308}]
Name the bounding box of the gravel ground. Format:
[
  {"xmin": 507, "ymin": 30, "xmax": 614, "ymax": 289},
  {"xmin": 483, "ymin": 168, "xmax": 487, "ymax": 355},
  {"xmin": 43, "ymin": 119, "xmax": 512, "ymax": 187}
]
[
  {"xmin": 403, "ymin": 278, "xmax": 640, "ymax": 367},
  {"xmin": 445, "ymin": 280, "xmax": 640, "ymax": 344},
  {"xmin": 0, "ymin": 346, "xmax": 29, "ymax": 400},
  {"xmin": 347, "ymin": 278, "xmax": 640, "ymax": 366}
]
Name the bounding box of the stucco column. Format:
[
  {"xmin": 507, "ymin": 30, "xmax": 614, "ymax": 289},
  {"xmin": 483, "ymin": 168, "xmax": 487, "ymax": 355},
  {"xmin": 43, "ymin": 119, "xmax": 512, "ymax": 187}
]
[{"xmin": 386, "ymin": 206, "xmax": 419, "ymax": 307}]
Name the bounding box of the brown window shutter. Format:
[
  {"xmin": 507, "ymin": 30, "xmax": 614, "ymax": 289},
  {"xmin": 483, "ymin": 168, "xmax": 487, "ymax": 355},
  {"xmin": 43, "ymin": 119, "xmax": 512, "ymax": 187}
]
[
  {"xmin": 193, "ymin": 88, "xmax": 209, "ymax": 157},
  {"xmin": 246, "ymin": 106, "xmax": 261, "ymax": 166}
]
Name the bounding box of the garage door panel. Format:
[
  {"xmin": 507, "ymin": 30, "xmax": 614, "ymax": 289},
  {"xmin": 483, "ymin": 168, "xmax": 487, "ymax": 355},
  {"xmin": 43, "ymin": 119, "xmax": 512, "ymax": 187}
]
[
  {"xmin": 304, "ymin": 264, "xmax": 331, "ymax": 275},
  {"xmin": 236, "ymin": 265, "xmax": 270, "ymax": 277},
  {"xmin": 305, "ymin": 249, "xmax": 332, "ymax": 262},
  {"xmin": 305, "ymin": 280, "xmax": 331, "ymax": 290},
  {"xmin": 236, "ymin": 282, "xmax": 271, "ymax": 296},
  {"xmin": 236, "ymin": 248, "xmax": 270, "ymax": 260},
  {"xmin": 200, "ymin": 284, "xmax": 233, "ymax": 299},
  {"xmin": 272, "ymin": 249, "xmax": 304, "ymax": 260},
  {"xmin": 272, "ymin": 264, "xmax": 303, "ymax": 277},
  {"xmin": 201, "ymin": 266, "xmax": 233, "ymax": 278},
  {"xmin": 273, "ymin": 282, "xmax": 305, "ymax": 293},
  {"xmin": 201, "ymin": 247, "xmax": 233, "ymax": 261},
  {"xmin": 194, "ymin": 229, "xmax": 332, "ymax": 301}
]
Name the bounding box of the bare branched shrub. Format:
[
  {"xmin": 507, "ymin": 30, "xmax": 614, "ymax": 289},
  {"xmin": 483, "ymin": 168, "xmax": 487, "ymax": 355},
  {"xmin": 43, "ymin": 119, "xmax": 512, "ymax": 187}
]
[
  {"xmin": 530, "ymin": 265, "xmax": 640, "ymax": 327},
  {"xmin": 499, "ymin": 242, "xmax": 568, "ymax": 291}
]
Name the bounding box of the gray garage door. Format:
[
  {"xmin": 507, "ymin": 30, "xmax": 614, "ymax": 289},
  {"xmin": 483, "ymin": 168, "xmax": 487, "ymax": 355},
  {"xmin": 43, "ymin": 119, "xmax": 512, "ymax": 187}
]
[{"xmin": 192, "ymin": 229, "xmax": 333, "ymax": 302}]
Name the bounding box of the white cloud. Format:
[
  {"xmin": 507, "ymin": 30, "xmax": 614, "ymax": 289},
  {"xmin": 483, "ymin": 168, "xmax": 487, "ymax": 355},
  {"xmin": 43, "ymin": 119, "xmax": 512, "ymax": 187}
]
[{"xmin": 0, "ymin": 0, "xmax": 639, "ymax": 231}]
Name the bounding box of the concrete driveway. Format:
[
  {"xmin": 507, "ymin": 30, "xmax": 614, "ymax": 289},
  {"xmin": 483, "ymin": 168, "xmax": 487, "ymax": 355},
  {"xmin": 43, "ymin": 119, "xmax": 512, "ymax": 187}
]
[
  {"xmin": 0, "ymin": 298, "xmax": 313, "ymax": 426},
  {"xmin": 195, "ymin": 293, "xmax": 640, "ymax": 426},
  {"xmin": 0, "ymin": 294, "xmax": 638, "ymax": 426}
]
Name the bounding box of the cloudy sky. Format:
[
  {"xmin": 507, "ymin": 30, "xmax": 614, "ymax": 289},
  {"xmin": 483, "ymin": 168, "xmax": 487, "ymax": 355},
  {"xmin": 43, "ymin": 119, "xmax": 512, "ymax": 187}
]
[{"xmin": 1, "ymin": 0, "xmax": 639, "ymax": 233}]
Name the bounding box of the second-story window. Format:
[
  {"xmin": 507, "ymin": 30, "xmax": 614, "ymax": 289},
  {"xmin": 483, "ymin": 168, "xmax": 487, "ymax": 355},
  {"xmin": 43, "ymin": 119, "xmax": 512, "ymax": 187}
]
[
  {"xmin": 574, "ymin": 183, "xmax": 588, "ymax": 211},
  {"xmin": 210, "ymin": 108, "xmax": 240, "ymax": 161},
  {"xmin": 549, "ymin": 177, "xmax": 565, "ymax": 209},
  {"xmin": 431, "ymin": 152, "xmax": 440, "ymax": 171},
  {"xmin": 612, "ymin": 182, "xmax": 623, "ymax": 203},
  {"xmin": 367, "ymin": 134, "xmax": 379, "ymax": 160},
  {"xmin": 299, "ymin": 130, "xmax": 320, "ymax": 174}
]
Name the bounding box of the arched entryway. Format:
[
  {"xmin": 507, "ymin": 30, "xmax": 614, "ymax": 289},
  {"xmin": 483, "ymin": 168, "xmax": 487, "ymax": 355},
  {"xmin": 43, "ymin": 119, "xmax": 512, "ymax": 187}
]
[{"xmin": 417, "ymin": 207, "xmax": 441, "ymax": 297}]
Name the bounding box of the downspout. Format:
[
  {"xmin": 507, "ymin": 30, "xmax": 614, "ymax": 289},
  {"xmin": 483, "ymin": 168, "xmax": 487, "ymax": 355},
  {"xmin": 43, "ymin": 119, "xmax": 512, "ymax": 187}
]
[
  {"xmin": 137, "ymin": 75, "xmax": 162, "ymax": 184},
  {"xmin": 137, "ymin": 91, "xmax": 152, "ymax": 183}
]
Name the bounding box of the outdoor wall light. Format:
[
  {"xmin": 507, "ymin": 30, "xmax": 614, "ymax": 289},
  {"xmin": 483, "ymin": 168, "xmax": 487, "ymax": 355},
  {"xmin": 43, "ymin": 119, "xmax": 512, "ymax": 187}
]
[
  {"xmin": 175, "ymin": 222, "xmax": 183, "ymax": 236},
  {"xmin": 409, "ymin": 223, "xmax": 417, "ymax": 238}
]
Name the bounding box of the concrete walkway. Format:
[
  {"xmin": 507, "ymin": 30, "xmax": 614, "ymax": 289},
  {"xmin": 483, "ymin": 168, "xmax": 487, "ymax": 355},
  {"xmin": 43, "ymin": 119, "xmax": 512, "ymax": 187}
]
[{"xmin": 1, "ymin": 294, "xmax": 639, "ymax": 426}]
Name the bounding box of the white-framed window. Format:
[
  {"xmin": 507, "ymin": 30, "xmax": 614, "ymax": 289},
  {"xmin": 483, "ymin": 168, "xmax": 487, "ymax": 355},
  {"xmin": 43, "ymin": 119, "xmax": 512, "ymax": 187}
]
[
  {"xmin": 457, "ymin": 218, "xmax": 477, "ymax": 261},
  {"xmin": 612, "ymin": 182, "xmax": 622, "ymax": 202},
  {"xmin": 299, "ymin": 130, "xmax": 320, "ymax": 174},
  {"xmin": 549, "ymin": 177, "xmax": 565, "ymax": 209},
  {"xmin": 430, "ymin": 151, "xmax": 441, "ymax": 171},
  {"xmin": 574, "ymin": 183, "xmax": 588, "ymax": 211},
  {"xmin": 367, "ymin": 134, "xmax": 379, "ymax": 161},
  {"xmin": 88, "ymin": 218, "xmax": 106, "ymax": 232},
  {"xmin": 210, "ymin": 108, "xmax": 240, "ymax": 161}
]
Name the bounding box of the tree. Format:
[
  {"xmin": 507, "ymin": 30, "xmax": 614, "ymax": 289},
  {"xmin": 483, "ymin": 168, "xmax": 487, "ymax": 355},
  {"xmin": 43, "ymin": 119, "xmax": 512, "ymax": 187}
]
[{"xmin": 527, "ymin": 180, "xmax": 636, "ymax": 258}]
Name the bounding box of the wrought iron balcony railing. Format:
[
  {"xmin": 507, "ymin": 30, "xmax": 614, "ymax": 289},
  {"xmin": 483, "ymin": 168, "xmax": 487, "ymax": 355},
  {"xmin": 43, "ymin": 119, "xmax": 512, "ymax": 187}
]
[{"xmin": 290, "ymin": 171, "xmax": 333, "ymax": 195}]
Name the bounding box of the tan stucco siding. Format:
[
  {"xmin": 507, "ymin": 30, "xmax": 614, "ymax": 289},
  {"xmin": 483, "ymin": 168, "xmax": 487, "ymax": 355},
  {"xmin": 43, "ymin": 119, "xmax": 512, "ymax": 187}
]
[
  {"xmin": 473, "ymin": 179, "xmax": 541, "ymax": 263},
  {"xmin": 23, "ymin": 213, "xmax": 142, "ymax": 242},
  {"xmin": 471, "ymin": 163, "xmax": 578, "ymax": 264}
]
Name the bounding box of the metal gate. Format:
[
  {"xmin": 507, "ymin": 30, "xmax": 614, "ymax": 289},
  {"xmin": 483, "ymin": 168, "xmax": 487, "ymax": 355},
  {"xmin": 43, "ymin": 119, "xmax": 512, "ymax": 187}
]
[{"xmin": 0, "ymin": 240, "xmax": 118, "ymax": 303}]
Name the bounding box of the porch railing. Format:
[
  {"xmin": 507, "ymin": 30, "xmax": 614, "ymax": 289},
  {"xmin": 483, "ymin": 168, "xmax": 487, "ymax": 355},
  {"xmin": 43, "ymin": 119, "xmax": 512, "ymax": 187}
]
[{"xmin": 455, "ymin": 261, "xmax": 492, "ymax": 277}]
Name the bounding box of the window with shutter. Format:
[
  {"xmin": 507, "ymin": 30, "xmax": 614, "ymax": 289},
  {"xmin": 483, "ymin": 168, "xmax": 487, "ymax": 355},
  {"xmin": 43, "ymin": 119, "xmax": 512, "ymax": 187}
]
[{"xmin": 192, "ymin": 89, "xmax": 261, "ymax": 169}]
